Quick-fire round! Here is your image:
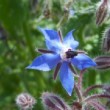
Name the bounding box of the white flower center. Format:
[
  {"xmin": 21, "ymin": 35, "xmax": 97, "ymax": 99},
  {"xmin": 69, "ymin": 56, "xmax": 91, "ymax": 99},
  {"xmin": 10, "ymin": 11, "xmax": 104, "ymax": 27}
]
[{"xmin": 60, "ymin": 45, "xmax": 72, "ymax": 61}]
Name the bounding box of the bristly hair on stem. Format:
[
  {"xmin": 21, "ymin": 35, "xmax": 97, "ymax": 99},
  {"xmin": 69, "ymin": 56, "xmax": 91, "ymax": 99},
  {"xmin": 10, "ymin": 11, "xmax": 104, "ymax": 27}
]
[
  {"xmin": 78, "ymin": 69, "xmax": 86, "ymax": 91},
  {"xmin": 74, "ymin": 84, "xmax": 83, "ymax": 102},
  {"xmin": 83, "ymin": 84, "xmax": 104, "ymax": 96},
  {"xmin": 84, "ymin": 94, "xmax": 110, "ymax": 102},
  {"xmin": 87, "ymin": 100, "xmax": 106, "ymax": 110},
  {"xmin": 41, "ymin": 92, "xmax": 71, "ymax": 110}
]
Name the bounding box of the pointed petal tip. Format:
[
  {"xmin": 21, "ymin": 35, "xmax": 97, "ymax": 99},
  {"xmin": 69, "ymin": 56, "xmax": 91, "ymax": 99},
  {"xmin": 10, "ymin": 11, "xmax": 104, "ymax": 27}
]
[
  {"xmin": 62, "ymin": 84, "xmax": 73, "ymax": 96},
  {"xmin": 26, "ymin": 54, "xmax": 61, "ymax": 71},
  {"xmin": 64, "ymin": 86, "xmax": 73, "ymax": 96},
  {"xmin": 90, "ymin": 60, "xmax": 97, "ymax": 67},
  {"xmin": 68, "ymin": 91, "xmax": 72, "ymax": 96},
  {"xmin": 71, "ymin": 29, "xmax": 75, "ymax": 33},
  {"xmin": 64, "ymin": 30, "xmax": 79, "ymax": 49},
  {"xmin": 26, "ymin": 65, "xmax": 51, "ymax": 71},
  {"xmin": 37, "ymin": 27, "xmax": 47, "ymax": 33},
  {"xmin": 26, "ymin": 66, "xmax": 30, "ymax": 69},
  {"xmin": 25, "ymin": 65, "xmax": 36, "ymax": 70},
  {"xmin": 37, "ymin": 27, "xmax": 45, "ymax": 33},
  {"xmin": 37, "ymin": 26, "xmax": 42, "ymax": 30}
]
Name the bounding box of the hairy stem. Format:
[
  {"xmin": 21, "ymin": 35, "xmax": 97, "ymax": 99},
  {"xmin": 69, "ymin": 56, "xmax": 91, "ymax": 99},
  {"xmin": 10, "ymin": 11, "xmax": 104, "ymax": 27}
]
[
  {"xmin": 78, "ymin": 69, "xmax": 86, "ymax": 91},
  {"xmin": 87, "ymin": 100, "xmax": 106, "ymax": 110},
  {"xmin": 74, "ymin": 84, "xmax": 83, "ymax": 102},
  {"xmin": 84, "ymin": 94, "xmax": 110, "ymax": 102},
  {"xmin": 83, "ymin": 84, "xmax": 103, "ymax": 96}
]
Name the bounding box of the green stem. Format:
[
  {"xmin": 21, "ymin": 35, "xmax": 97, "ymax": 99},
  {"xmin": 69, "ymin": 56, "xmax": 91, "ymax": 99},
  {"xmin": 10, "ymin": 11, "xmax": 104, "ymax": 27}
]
[{"xmin": 23, "ymin": 22, "xmax": 35, "ymax": 57}]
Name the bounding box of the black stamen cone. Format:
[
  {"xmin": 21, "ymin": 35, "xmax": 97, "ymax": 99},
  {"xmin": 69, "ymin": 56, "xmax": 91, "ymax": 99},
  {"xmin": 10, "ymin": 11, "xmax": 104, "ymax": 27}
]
[{"xmin": 66, "ymin": 50, "xmax": 78, "ymax": 58}]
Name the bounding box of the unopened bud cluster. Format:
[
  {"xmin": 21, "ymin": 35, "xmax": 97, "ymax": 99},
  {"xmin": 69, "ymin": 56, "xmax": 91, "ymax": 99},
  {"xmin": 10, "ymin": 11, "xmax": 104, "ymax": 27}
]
[
  {"xmin": 96, "ymin": 0, "xmax": 109, "ymax": 25},
  {"xmin": 16, "ymin": 93, "xmax": 36, "ymax": 110},
  {"xmin": 94, "ymin": 56, "xmax": 110, "ymax": 70},
  {"xmin": 102, "ymin": 28, "xmax": 110, "ymax": 52},
  {"xmin": 41, "ymin": 92, "xmax": 71, "ymax": 110}
]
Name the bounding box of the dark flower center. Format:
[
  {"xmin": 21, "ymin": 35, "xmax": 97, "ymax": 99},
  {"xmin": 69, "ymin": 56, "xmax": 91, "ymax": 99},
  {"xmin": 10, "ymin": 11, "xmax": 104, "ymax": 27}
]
[{"xmin": 66, "ymin": 50, "xmax": 78, "ymax": 58}]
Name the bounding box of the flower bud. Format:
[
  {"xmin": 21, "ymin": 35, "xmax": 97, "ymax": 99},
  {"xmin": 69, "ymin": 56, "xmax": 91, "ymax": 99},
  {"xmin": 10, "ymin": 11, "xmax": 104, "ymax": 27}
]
[
  {"xmin": 16, "ymin": 93, "xmax": 36, "ymax": 110},
  {"xmin": 41, "ymin": 92, "xmax": 71, "ymax": 110},
  {"xmin": 102, "ymin": 28, "xmax": 110, "ymax": 52},
  {"xmin": 94, "ymin": 56, "xmax": 110, "ymax": 70},
  {"xmin": 43, "ymin": 8, "xmax": 50, "ymax": 18},
  {"xmin": 96, "ymin": 0, "xmax": 109, "ymax": 25}
]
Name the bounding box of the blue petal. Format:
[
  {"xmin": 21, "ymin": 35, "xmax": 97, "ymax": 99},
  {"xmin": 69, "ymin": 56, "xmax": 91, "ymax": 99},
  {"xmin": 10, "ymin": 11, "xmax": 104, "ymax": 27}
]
[
  {"xmin": 59, "ymin": 62, "xmax": 74, "ymax": 96},
  {"xmin": 71, "ymin": 54, "xmax": 97, "ymax": 70},
  {"xmin": 38, "ymin": 27, "xmax": 62, "ymax": 52},
  {"xmin": 26, "ymin": 54, "xmax": 61, "ymax": 71},
  {"xmin": 63, "ymin": 30, "xmax": 79, "ymax": 49}
]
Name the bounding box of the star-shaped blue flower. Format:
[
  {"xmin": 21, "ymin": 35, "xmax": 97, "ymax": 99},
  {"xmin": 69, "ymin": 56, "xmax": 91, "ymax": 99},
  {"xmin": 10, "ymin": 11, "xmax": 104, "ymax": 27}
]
[{"xmin": 27, "ymin": 28, "xmax": 96, "ymax": 96}]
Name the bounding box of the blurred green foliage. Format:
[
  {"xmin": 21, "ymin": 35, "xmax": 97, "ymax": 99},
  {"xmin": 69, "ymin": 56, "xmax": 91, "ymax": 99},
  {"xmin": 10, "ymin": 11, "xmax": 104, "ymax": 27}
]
[{"xmin": 0, "ymin": 0, "xmax": 110, "ymax": 109}]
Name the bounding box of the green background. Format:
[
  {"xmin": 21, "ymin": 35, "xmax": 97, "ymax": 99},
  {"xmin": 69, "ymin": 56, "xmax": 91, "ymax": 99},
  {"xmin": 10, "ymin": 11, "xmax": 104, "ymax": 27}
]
[{"xmin": 0, "ymin": 0, "xmax": 110, "ymax": 109}]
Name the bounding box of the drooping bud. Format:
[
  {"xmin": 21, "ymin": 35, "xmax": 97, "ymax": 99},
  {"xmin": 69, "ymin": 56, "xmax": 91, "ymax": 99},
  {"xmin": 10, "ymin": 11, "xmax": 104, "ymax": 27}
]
[
  {"xmin": 102, "ymin": 28, "xmax": 110, "ymax": 52},
  {"xmin": 94, "ymin": 56, "xmax": 110, "ymax": 70},
  {"xmin": 43, "ymin": 8, "xmax": 50, "ymax": 18},
  {"xmin": 96, "ymin": 0, "xmax": 109, "ymax": 25},
  {"xmin": 16, "ymin": 93, "xmax": 36, "ymax": 110},
  {"xmin": 43, "ymin": 3, "xmax": 51, "ymax": 19},
  {"xmin": 41, "ymin": 92, "xmax": 71, "ymax": 110}
]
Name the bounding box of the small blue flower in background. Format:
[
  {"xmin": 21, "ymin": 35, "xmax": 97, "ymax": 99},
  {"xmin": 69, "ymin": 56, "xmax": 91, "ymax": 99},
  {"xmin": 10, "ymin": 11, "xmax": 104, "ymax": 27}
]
[{"xmin": 27, "ymin": 28, "xmax": 96, "ymax": 96}]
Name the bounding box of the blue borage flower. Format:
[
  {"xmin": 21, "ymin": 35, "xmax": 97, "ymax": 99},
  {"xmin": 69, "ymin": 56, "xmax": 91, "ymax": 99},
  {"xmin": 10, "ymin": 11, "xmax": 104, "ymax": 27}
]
[{"xmin": 27, "ymin": 28, "xmax": 96, "ymax": 96}]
